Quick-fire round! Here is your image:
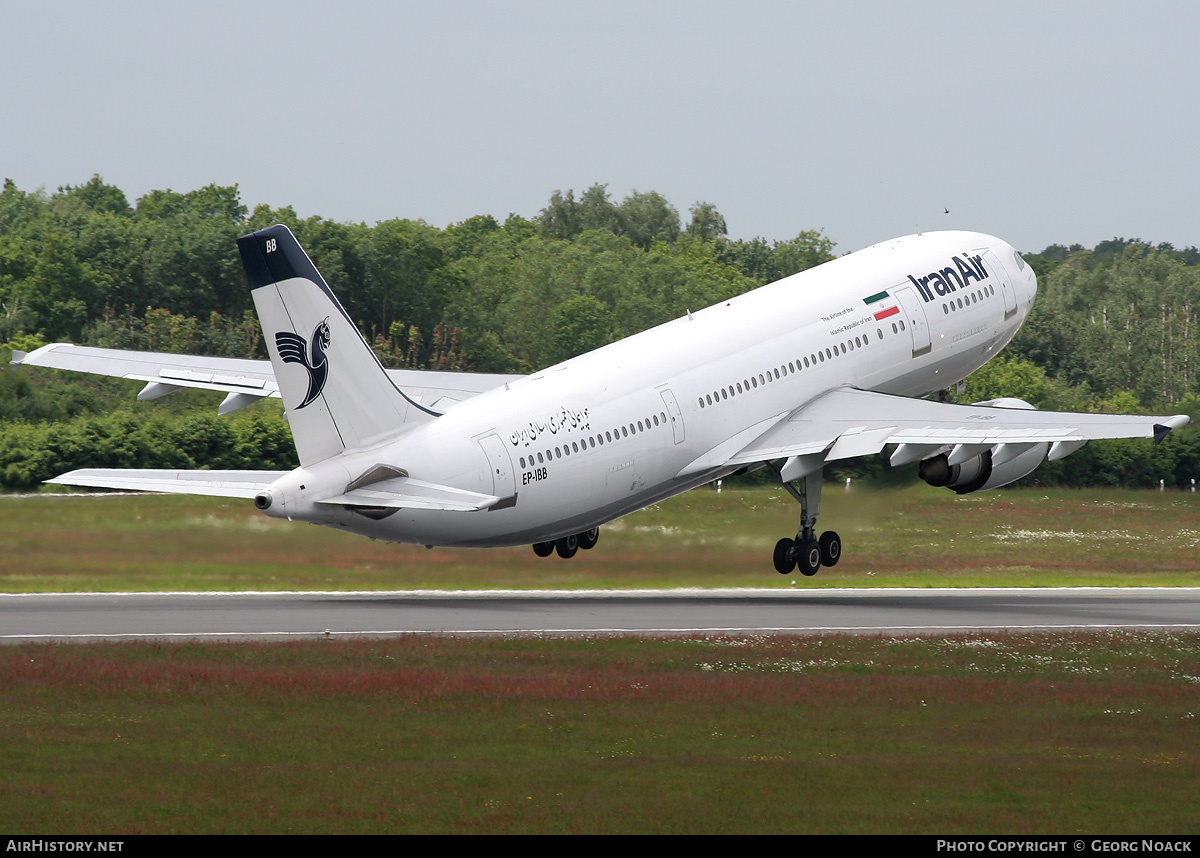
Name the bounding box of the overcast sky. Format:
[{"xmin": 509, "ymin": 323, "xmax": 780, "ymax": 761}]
[{"xmin": 3, "ymin": 1, "xmax": 1198, "ymax": 254}]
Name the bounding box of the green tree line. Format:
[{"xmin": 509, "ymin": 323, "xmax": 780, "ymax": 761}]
[
  {"xmin": 3, "ymin": 176, "xmax": 1199, "ymax": 490},
  {"xmin": 0, "ymin": 177, "xmax": 834, "ymax": 372}
]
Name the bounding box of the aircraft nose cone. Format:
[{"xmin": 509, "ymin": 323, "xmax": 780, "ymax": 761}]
[{"xmin": 1006, "ymin": 246, "xmax": 1037, "ymax": 308}]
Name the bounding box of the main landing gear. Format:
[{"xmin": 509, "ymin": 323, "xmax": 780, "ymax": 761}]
[
  {"xmin": 532, "ymin": 527, "xmax": 600, "ymax": 559},
  {"xmin": 768, "ymin": 466, "xmax": 840, "ymax": 577}
]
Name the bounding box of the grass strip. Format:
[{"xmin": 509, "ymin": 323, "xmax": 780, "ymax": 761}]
[
  {"xmin": 2, "ymin": 485, "xmax": 1199, "ymax": 592},
  {"xmin": 2, "ymin": 632, "xmax": 1197, "ymax": 833}
]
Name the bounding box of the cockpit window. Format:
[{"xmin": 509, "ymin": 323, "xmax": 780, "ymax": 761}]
[{"xmin": 1012, "ymin": 250, "xmax": 1027, "ymax": 272}]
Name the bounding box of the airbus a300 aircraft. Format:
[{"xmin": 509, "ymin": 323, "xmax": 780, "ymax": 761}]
[{"xmin": 16, "ymin": 226, "xmax": 1189, "ymax": 576}]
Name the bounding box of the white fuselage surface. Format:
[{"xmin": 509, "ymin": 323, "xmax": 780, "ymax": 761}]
[{"xmin": 258, "ymin": 230, "xmax": 1035, "ymax": 547}]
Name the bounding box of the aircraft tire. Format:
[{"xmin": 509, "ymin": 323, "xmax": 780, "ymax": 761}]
[
  {"xmin": 555, "ymin": 535, "xmax": 579, "ymax": 559},
  {"xmin": 533, "ymin": 541, "xmax": 555, "ymax": 557},
  {"xmin": 578, "ymin": 527, "xmax": 600, "ymax": 550},
  {"xmin": 818, "ymin": 531, "xmax": 841, "ymax": 567},
  {"xmin": 797, "ymin": 539, "xmax": 821, "ymax": 576},
  {"xmin": 773, "ymin": 538, "xmax": 797, "ymax": 574}
]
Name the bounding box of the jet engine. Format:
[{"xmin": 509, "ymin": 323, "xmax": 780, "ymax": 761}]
[{"xmin": 915, "ymin": 398, "xmax": 1050, "ymax": 494}]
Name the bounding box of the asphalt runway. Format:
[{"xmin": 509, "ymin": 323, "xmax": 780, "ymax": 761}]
[{"xmin": 2, "ymin": 587, "xmax": 1200, "ymax": 643}]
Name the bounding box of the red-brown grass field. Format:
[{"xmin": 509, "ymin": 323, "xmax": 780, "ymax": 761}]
[
  {"xmin": 2, "ymin": 633, "xmax": 1198, "ymax": 834},
  {"xmin": 2, "ymin": 485, "xmax": 1198, "ymax": 833}
]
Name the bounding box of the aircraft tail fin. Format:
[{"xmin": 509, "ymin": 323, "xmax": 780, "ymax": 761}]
[{"xmin": 238, "ymin": 225, "xmax": 438, "ymax": 466}]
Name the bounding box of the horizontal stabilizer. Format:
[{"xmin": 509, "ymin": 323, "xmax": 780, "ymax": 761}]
[
  {"xmin": 48, "ymin": 469, "xmax": 287, "ymax": 499},
  {"xmin": 318, "ymin": 475, "xmax": 500, "ymax": 512}
]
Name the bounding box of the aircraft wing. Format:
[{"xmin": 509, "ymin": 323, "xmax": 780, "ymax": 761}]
[
  {"xmin": 13, "ymin": 343, "xmax": 524, "ymax": 415},
  {"xmin": 379, "ymin": 367, "xmax": 525, "ymax": 412},
  {"xmin": 47, "ymin": 469, "xmax": 288, "ymax": 499},
  {"xmin": 698, "ymin": 387, "xmax": 1188, "ymax": 472},
  {"xmin": 14, "ymin": 343, "xmax": 277, "ymax": 414}
]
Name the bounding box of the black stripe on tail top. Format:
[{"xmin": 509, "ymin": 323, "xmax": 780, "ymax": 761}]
[{"xmin": 237, "ymin": 224, "xmax": 326, "ymax": 292}]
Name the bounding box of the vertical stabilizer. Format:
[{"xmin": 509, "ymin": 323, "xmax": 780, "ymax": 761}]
[{"xmin": 238, "ymin": 225, "xmax": 437, "ymax": 465}]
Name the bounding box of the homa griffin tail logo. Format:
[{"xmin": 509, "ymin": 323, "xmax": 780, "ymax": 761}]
[
  {"xmin": 907, "ymin": 254, "xmax": 990, "ymax": 302},
  {"xmin": 275, "ymin": 319, "xmax": 331, "ymax": 408}
]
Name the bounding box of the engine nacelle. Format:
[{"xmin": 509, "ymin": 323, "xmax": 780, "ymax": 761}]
[
  {"xmin": 917, "ymin": 398, "xmax": 1050, "ymax": 494},
  {"xmin": 919, "ymin": 443, "xmax": 1049, "ymax": 494}
]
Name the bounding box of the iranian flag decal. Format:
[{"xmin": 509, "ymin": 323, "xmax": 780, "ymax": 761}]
[{"xmin": 863, "ymin": 290, "xmax": 899, "ymax": 321}]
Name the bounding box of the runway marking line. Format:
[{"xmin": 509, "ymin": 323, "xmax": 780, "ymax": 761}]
[
  {"xmin": 5, "ymin": 623, "xmax": 1200, "ymax": 643},
  {"xmin": 4, "ymin": 586, "xmax": 1200, "ymax": 598}
]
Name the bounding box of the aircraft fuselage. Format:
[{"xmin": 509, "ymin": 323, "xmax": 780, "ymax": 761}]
[{"xmin": 259, "ymin": 230, "xmax": 1036, "ymax": 547}]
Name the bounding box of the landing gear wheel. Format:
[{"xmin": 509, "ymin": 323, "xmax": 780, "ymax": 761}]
[
  {"xmin": 533, "ymin": 541, "xmax": 554, "ymax": 558},
  {"xmin": 578, "ymin": 527, "xmax": 599, "ymax": 550},
  {"xmin": 796, "ymin": 538, "xmax": 821, "ymax": 577},
  {"xmin": 818, "ymin": 530, "xmax": 841, "ymax": 568},
  {"xmin": 555, "ymin": 534, "xmax": 579, "ymax": 559},
  {"xmin": 773, "ymin": 538, "xmax": 797, "ymax": 574},
  {"xmin": 767, "ymin": 464, "xmax": 830, "ymax": 578}
]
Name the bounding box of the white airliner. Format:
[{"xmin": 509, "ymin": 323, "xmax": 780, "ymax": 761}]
[{"xmin": 15, "ymin": 226, "xmax": 1189, "ymax": 575}]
